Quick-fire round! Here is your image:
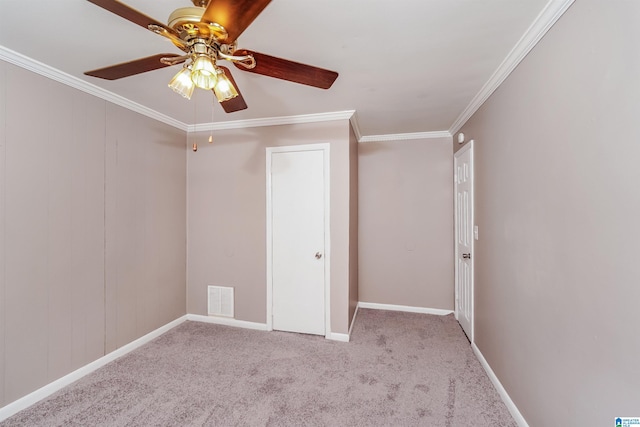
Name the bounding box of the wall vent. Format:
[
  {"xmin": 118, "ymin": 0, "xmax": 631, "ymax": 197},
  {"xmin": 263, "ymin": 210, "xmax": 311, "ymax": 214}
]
[{"xmin": 207, "ymin": 285, "xmax": 234, "ymax": 317}]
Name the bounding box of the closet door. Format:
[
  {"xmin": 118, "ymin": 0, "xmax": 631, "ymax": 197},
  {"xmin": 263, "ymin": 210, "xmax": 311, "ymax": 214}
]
[{"xmin": 267, "ymin": 145, "xmax": 328, "ymax": 335}]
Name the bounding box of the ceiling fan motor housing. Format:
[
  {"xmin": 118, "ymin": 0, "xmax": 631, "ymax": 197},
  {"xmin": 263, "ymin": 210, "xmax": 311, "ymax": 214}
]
[
  {"xmin": 168, "ymin": 7, "xmax": 204, "ymax": 31},
  {"xmin": 168, "ymin": 7, "xmax": 228, "ymax": 42}
]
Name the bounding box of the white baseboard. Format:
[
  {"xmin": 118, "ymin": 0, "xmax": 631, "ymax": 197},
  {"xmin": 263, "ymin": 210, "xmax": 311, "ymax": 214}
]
[
  {"xmin": 187, "ymin": 314, "xmax": 352, "ymax": 341},
  {"xmin": 348, "ymin": 304, "xmax": 359, "ymax": 337},
  {"xmin": 325, "ymin": 304, "xmax": 360, "ymax": 343},
  {"xmin": 186, "ymin": 314, "xmax": 268, "ymax": 331},
  {"xmin": 326, "ymin": 332, "xmax": 350, "ymax": 342},
  {"xmin": 472, "ymin": 343, "xmax": 529, "ymax": 427},
  {"xmin": 0, "ymin": 315, "xmax": 188, "ymax": 422},
  {"xmin": 358, "ymin": 302, "xmax": 453, "ymax": 316}
]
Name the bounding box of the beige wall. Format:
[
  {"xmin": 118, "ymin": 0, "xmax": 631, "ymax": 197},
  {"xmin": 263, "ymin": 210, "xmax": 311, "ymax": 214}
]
[
  {"xmin": 358, "ymin": 137, "xmax": 454, "ymax": 310},
  {"xmin": 0, "ymin": 61, "xmax": 187, "ymax": 407},
  {"xmin": 455, "ymin": 1, "xmax": 640, "ymax": 425},
  {"xmin": 187, "ymin": 120, "xmax": 355, "ymax": 334},
  {"xmin": 104, "ymin": 104, "xmax": 187, "ymax": 351},
  {"xmin": 0, "ymin": 56, "xmax": 6, "ymax": 408},
  {"xmin": 348, "ymin": 124, "xmax": 359, "ymax": 327}
]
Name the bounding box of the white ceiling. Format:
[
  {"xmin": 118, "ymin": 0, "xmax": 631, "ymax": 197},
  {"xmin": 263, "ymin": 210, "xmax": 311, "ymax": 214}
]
[{"xmin": 0, "ymin": 0, "xmax": 559, "ymax": 137}]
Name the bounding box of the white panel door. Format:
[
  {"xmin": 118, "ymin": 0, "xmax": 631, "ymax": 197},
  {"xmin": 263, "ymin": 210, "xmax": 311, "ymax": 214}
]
[
  {"xmin": 271, "ymin": 149, "xmax": 326, "ymax": 335},
  {"xmin": 455, "ymin": 142, "xmax": 474, "ymax": 341}
]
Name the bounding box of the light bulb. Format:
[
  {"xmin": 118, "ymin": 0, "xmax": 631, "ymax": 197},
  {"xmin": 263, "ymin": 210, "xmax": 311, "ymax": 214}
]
[
  {"xmin": 168, "ymin": 67, "xmax": 195, "ymax": 99},
  {"xmin": 213, "ymin": 69, "xmax": 238, "ymax": 102},
  {"xmin": 191, "ymin": 55, "xmax": 217, "ymax": 90}
]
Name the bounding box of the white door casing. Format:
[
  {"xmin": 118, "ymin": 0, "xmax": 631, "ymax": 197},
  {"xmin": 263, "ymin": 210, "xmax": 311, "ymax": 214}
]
[
  {"xmin": 266, "ymin": 144, "xmax": 330, "ymax": 336},
  {"xmin": 454, "ymin": 141, "xmax": 474, "ymax": 342}
]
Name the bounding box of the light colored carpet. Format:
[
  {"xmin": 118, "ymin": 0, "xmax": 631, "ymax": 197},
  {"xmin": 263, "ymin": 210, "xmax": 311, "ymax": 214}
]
[{"xmin": 1, "ymin": 309, "xmax": 515, "ymax": 426}]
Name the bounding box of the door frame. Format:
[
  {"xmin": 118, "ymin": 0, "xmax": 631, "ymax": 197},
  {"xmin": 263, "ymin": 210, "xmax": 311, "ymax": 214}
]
[
  {"xmin": 454, "ymin": 140, "xmax": 475, "ymax": 342},
  {"xmin": 265, "ymin": 143, "xmax": 331, "ymax": 337}
]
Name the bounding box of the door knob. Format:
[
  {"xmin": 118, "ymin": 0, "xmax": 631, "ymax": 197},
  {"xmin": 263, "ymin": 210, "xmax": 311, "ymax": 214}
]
[
  {"xmin": 462, "ymin": 253, "xmax": 471, "ymax": 259},
  {"xmin": 315, "ymin": 252, "xmax": 322, "ymax": 259}
]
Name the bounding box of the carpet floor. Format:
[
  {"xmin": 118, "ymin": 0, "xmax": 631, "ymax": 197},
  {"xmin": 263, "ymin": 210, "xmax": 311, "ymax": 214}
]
[{"xmin": 1, "ymin": 309, "xmax": 516, "ymax": 426}]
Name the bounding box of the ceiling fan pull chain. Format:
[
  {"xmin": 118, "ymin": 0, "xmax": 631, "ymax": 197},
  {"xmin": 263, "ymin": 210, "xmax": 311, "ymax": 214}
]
[{"xmin": 209, "ymin": 99, "xmax": 214, "ymax": 144}]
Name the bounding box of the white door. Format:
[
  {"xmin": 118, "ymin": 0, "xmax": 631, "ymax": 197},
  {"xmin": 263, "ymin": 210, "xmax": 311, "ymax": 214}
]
[
  {"xmin": 267, "ymin": 145, "xmax": 328, "ymax": 336},
  {"xmin": 454, "ymin": 141, "xmax": 474, "ymax": 342}
]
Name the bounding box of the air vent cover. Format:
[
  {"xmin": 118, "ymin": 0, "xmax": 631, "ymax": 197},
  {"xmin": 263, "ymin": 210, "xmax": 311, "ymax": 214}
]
[{"xmin": 208, "ymin": 285, "xmax": 234, "ymax": 317}]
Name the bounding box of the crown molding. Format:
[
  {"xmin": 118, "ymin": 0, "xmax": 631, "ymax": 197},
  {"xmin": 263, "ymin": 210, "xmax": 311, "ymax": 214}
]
[
  {"xmin": 349, "ymin": 111, "xmax": 450, "ymax": 142},
  {"xmin": 188, "ymin": 110, "xmax": 355, "ymax": 133},
  {"xmin": 0, "ymin": 45, "xmax": 188, "ymax": 131},
  {"xmin": 360, "ymin": 131, "xmax": 451, "ymax": 143},
  {"xmin": 189, "ymin": 111, "xmax": 450, "ymax": 143},
  {"xmin": 2, "ymin": 0, "xmax": 576, "ymax": 142},
  {"xmin": 348, "ymin": 111, "xmax": 363, "ymax": 141},
  {"xmin": 448, "ymin": 0, "xmax": 575, "ymax": 134}
]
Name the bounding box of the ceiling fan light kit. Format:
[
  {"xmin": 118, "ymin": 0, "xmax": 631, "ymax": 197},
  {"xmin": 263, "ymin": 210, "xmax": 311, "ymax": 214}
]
[
  {"xmin": 213, "ymin": 68, "xmax": 239, "ymax": 102},
  {"xmin": 168, "ymin": 66, "xmax": 196, "ymax": 99},
  {"xmin": 84, "ymin": 0, "xmax": 339, "ymax": 114},
  {"xmin": 190, "ymin": 55, "xmax": 218, "ymax": 90}
]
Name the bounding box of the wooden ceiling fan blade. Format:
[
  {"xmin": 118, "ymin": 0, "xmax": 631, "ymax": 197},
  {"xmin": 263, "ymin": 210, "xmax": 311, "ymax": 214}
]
[
  {"xmin": 201, "ymin": 0, "xmax": 271, "ymax": 42},
  {"xmin": 233, "ymin": 50, "xmax": 338, "ymax": 89},
  {"xmin": 84, "ymin": 54, "xmax": 183, "ymax": 80},
  {"xmin": 217, "ymin": 67, "xmax": 248, "ymax": 113},
  {"xmin": 87, "ymin": 0, "xmax": 180, "ymax": 38}
]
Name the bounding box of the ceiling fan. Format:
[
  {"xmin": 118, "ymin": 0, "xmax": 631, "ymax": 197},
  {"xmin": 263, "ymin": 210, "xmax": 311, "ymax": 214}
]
[{"xmin": 84, "ymin": 0, "xmax": 339, "ymax": 113}]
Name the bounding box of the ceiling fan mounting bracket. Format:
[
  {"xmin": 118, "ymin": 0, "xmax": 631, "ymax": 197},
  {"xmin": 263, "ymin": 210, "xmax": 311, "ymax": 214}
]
[
  {"xmin": 160, "ymin": 54, "xmax": 190, "ymax": 66},
  {"xmin": 219, "ymin": 41, "xmax": 238, "ymax": 56},
  {"xmin": 219, "ymin": 52, "xmax": 256, "ymax": 69}
]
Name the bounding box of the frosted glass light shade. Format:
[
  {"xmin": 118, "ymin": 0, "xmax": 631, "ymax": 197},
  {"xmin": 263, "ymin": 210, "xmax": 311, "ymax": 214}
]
[
  {"xmin": 191, "ymin": 56, "xmax": 217, "ymax": 89},
  {"xmin": 213, "ymin": 71, "xmax": 238, "ymax": 102},
  {"xmin": 168, "ymin": 67, "xmax": 195, "ymax": 99}
]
